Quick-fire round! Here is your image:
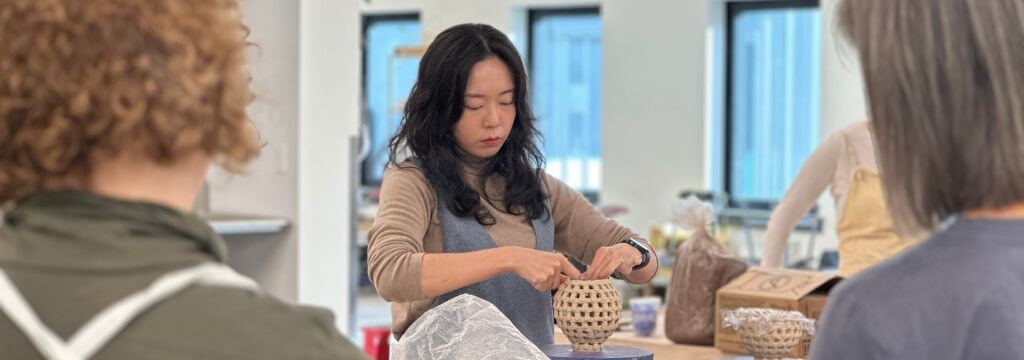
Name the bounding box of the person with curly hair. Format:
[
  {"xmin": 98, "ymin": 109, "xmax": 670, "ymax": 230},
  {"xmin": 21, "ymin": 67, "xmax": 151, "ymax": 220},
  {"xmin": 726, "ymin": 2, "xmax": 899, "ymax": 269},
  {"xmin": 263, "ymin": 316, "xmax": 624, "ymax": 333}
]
[{"xmin": 0, "ymin": 1, "xmax": 363, "ymax": 358}]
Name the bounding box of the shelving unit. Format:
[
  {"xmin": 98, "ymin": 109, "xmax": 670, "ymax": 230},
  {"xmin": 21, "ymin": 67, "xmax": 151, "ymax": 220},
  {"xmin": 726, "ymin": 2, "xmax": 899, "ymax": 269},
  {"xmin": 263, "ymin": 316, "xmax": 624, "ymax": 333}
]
[{"xmin": 204, "ymin": 213, "xmax": 290, "ymax": 235}]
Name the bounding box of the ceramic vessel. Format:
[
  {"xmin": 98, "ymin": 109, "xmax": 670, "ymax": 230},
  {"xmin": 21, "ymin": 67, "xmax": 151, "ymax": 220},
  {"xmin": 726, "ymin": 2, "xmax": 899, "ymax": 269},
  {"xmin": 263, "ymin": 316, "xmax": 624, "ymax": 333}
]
[
  {"xmin": 553, "ymin": 279, "xmax": 622, "ymax": 352},
  {"xmin": 738, "ymin": 319, "xmax": 808, "ymax": 360}
]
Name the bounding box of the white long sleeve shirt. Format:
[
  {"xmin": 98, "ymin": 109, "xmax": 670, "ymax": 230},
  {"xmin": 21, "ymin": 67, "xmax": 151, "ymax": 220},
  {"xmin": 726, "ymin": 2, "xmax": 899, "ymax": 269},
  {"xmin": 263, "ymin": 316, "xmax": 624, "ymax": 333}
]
[{"xmin": 760, "ymin": 122, "xmax": 875, "ymax": 267}]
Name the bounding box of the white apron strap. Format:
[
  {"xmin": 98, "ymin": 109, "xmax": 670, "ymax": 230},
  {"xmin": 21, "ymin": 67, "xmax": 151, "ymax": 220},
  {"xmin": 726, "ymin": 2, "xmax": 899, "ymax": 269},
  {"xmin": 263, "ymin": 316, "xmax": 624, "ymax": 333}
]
[
  {"xmin": 0, "ymin": 263, "xmax": 260, "ymax": 360},
  {"xmin": 0, "ymin": 270, "xmax": 77, "ymax": 360}
]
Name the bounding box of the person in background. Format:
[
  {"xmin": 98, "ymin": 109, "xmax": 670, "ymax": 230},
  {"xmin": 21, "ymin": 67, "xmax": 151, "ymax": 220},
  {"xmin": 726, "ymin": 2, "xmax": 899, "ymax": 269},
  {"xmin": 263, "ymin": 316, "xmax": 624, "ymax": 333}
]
[
  {"xmin": 812, "ymin": 0, "xmax": 1024, "ymax": 358},
  {"xmin": 761, "ymin": 121, "xmax": 917, "ymax": 277},
  {"xmin": 367, "ymin": 23, "xmax": 658, "ymax": 346},
  {"xmin": 0, "ymin": 1, "xmax": 364, "ymax": 358}
]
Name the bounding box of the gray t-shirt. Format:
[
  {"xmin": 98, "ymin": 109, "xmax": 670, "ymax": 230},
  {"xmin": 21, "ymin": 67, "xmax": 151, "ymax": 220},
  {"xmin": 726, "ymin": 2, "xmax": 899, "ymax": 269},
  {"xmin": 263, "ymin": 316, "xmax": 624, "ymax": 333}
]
[{"xmin": 811, "ymin": 218, "xmax": 1024, "ymax": 359}]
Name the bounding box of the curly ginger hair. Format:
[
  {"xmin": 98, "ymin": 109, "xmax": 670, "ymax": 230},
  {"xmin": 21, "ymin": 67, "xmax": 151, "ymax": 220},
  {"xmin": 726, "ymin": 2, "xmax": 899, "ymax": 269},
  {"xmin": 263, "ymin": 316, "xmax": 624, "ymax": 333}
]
[{"xmin": 0, "ymin": 0, "xmax": 260, "ymax": 204}]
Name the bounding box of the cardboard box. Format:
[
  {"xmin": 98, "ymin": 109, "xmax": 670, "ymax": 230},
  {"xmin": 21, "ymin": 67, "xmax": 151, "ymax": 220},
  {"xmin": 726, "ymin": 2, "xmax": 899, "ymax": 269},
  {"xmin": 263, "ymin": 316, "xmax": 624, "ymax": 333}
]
[{"xmin": 714, "ymin": 267, "xmax": 841, "ymax": 358}]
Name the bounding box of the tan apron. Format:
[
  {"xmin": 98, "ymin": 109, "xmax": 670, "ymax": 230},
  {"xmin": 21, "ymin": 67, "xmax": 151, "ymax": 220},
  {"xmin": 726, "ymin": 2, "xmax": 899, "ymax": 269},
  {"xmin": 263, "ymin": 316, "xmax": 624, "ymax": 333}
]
[{"xmin": 835, "ymin": 166, "xmax": 916, "ymax": 277}]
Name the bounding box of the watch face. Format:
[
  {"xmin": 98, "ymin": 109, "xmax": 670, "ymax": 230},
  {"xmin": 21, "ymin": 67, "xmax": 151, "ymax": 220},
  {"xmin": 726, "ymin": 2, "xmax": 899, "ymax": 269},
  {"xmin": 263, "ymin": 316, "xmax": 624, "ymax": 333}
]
[
  {"xmin": 626, "ymin": 238, "xmax": 650, "ymax": 270},
  {"xmin": 628, "ymin": 239, "xmax": 647, "ymax": 254}
]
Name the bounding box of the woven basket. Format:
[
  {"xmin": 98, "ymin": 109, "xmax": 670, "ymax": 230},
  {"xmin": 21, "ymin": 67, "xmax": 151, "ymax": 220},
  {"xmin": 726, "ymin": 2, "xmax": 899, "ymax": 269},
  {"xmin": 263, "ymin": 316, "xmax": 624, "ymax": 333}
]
[
  {"xmin": 738, "ymin": 319, "xmax": 807, "ymax": 360},
  {"xmin": 553, "ymin": 279, "xmax": 621, "ymax": 352}
]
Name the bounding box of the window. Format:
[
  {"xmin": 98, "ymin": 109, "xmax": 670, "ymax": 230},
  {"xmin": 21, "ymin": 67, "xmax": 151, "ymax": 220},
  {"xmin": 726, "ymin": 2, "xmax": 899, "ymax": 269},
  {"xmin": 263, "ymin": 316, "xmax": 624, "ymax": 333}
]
[
  {"xmin": 361, "ymin": 15, "xmax": 422, "ymax": 185},
  {"xmin": 529, "ymin": 8, "xmax": 602, "ymax": 195},
  {"xmin": 725, "ymin": 1, "xmax": 821, "ymax": 204}
]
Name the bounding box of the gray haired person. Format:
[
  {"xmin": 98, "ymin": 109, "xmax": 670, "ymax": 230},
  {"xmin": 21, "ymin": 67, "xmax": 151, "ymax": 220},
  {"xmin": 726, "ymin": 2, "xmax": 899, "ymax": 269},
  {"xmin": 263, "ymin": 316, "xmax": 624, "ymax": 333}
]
[{"xmin": 812, "ymin": 0, "xmax": 1024, "ymax": 359}]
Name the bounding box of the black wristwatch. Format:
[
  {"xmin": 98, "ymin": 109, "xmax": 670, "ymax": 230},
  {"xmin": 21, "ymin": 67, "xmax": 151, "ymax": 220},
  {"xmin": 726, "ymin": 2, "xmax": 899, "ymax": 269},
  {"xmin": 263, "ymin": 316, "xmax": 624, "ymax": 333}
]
[{"xmin": 622, "ymin": 238, "xmax": 650, "ymax": 270}]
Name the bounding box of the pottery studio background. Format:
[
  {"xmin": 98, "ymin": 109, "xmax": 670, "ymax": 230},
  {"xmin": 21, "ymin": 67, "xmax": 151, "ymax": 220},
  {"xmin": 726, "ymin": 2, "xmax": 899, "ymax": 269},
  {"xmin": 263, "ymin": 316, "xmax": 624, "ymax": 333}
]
[{"xmin": 205, "ymin": 0, "xmax": 862, "ymax": 351}]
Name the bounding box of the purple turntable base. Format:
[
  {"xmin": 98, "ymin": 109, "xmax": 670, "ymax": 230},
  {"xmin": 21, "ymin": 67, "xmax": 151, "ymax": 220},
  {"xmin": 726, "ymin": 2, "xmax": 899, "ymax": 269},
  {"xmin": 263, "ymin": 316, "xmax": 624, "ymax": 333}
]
[{"xmin": 540, "ymin": 344, "xmax": 654, "ymax": 360}]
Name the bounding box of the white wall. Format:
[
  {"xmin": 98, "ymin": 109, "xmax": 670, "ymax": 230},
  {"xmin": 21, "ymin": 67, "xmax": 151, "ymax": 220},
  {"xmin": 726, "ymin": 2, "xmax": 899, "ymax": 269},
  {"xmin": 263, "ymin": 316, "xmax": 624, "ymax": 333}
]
[
  {"xmin": 820, "ymin": 0, "xmax": 867, "ymax": 135},
  {"xmin": 298, "ymin": 0, "xmax": 362, "ymax": 335},
  {"xmin": 601, "ymin": 0, "xmax": 710, "ymax": 234},
  {"xmin": 211, "ymin": 0, "xmax": 301, "ymax": 302},
  {"xmin": 421, "ymin": 0, "xmax": 510, "ymax": 34},
  {"xmin": 210, "ymin": 0, "xmax": 364, "ymax": 334},
  {"xmin": 416, "ymin": 0, "xmax": 598, "ymax": 36}
]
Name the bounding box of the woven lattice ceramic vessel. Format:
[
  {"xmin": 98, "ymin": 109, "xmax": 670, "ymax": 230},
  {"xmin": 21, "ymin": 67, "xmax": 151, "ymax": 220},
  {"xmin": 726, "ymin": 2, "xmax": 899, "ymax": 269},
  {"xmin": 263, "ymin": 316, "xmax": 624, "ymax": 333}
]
[
  {"xmin": 553, "ymin": 279, "xmax": 621, "ymax": 352},
  {"xmin": 738, "ymin": 320, "xmax": 807, "ymax": 360}
]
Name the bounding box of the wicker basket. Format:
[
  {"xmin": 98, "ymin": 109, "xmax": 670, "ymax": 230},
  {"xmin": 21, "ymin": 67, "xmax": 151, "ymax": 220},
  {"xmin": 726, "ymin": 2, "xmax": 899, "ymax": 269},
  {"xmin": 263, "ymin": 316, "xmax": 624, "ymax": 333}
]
[
  {"xmin": 553, "ymin": 279, "xmax": 621, "ymax": 352},
  {"xmin": 737, "ymin": 319, "xmax": 808, "ymax": 360}
]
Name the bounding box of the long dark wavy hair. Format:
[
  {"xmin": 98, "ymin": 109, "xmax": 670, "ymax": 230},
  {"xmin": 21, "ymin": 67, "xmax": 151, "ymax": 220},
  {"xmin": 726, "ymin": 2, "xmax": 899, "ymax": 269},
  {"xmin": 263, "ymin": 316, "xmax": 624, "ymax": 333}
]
[{"xmin": 387, "ymin": 23, "xmax": 546, "ymax": 225}]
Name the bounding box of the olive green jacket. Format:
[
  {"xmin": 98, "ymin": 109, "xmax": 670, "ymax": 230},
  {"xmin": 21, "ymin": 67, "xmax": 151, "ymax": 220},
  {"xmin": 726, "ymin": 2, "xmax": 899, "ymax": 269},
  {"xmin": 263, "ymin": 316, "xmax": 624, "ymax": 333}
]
[{"xmin": 0, "ymin": 191, "xmax": 365, "ymax": 359}]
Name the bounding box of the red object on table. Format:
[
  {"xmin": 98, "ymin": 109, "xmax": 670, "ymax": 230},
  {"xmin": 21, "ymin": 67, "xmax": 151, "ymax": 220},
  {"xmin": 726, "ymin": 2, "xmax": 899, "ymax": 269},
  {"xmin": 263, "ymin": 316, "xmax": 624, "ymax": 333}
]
[{"xmin": 361, "ymin": 327, "xmax": 391, "ymax": 360}]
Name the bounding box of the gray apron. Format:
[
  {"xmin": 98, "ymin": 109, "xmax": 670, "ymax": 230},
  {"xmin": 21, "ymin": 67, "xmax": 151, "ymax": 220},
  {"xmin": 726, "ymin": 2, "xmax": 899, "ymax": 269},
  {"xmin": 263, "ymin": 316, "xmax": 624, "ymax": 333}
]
[{"xmin": 430, "ymin": 192, "xmax": 555, "ymax": 346}]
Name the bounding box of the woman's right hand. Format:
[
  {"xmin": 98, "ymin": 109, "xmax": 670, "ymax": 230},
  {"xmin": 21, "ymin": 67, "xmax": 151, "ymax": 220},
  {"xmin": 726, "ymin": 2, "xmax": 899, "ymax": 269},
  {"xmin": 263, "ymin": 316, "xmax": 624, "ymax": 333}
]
[{"xmin": 505, "ymin": 247, "xmax": 582, "ymax": 292}]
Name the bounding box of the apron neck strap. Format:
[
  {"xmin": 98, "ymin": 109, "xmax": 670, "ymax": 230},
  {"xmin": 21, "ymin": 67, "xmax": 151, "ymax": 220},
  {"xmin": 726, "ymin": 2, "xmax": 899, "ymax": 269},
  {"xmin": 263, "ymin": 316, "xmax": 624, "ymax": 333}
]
[{"xmin": 0, "ymin": 263, "xmax": 259, "ymax": 360}]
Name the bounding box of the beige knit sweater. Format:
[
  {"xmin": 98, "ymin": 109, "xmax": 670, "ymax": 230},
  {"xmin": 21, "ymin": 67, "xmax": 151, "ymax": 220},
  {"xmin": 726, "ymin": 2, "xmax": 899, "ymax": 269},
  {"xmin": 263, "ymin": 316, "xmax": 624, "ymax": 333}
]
[{"xmin": 367, "ymin": 160, "xmax": 648, "ymax": 337}]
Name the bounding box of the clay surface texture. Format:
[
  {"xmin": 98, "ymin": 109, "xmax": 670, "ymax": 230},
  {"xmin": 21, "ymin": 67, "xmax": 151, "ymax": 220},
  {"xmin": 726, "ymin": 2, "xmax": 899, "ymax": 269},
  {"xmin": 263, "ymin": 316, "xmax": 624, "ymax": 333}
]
[{"xmin": 553, "ymin": 279, "xmax": 622, "ymax": 352}]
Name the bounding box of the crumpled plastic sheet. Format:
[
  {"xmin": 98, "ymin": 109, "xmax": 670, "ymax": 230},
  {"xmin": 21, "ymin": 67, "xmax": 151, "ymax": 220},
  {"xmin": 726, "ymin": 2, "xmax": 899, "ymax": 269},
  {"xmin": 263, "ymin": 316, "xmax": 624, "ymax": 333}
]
[
  {"xmin": 722, "ymin": 308, "xmax": 816, "ymax": 336},
  {"xmin": 391, "ymin": 294, "xmax": 548, "ymax": 360}
]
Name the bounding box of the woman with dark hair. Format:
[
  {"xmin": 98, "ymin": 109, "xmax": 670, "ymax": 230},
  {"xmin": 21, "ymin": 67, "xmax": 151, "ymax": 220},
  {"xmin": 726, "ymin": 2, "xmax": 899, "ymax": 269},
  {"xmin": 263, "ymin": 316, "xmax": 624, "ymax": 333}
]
[
  {"xmin": 367, "ymin": 23, "xmax": 657, "ymax": 346},
  {"xmin": 811, "ymin": 0, "xmax": 1024, "ymax": 358}
]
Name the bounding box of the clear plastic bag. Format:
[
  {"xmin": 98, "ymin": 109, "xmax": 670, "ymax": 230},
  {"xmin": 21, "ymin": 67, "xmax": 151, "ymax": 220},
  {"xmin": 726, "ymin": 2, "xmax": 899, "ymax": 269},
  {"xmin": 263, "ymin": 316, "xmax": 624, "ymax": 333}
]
[
  {"xmin": 722, "ymin": 308, "xmax": 815, "ymax": 336},
  {"xmin": 391, "ymin": 294, "xmax": 547, "ymax": 360},
  {"xmin": 664, "ymin": 196, "xmax": 748, "ymax": 345},
  {"xmin": 723, "ymin": 308, "xmax": 815, "ymax": 359}
]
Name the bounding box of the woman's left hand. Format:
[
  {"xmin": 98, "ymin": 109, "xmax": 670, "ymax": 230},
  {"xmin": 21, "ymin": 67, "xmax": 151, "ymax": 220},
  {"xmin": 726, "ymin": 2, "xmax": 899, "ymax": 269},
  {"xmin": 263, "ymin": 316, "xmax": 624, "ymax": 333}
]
[{"xmin": 580, "ymin": 243, "xmax": 642, "ymax": 280}]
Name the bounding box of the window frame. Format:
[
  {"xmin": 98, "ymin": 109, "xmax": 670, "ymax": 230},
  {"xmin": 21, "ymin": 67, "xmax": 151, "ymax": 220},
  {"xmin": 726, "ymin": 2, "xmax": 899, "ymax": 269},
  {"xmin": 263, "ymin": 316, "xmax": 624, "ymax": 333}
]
[
  {"xmin": 360, "ymin": 13, "xmax": 421, "ymax": 186},
  {"xmin": 723, "ymin": 0, "xmax": 820, "ymax": 210},
  {"xmin": 527, "ymin": 7, "xmax": 602, "ymax": 203}
]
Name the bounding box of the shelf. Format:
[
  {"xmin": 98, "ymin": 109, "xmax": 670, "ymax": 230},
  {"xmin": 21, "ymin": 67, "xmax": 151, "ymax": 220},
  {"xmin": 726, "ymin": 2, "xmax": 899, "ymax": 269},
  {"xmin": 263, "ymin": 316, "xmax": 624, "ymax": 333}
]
[
  {"xmin": 203, "ymin": 213, "xmax": 290, "ymax": 235},
  {"xmin": 718, "ymin": 207, "xmax": 823, "ymax": 232}
]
